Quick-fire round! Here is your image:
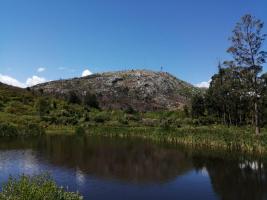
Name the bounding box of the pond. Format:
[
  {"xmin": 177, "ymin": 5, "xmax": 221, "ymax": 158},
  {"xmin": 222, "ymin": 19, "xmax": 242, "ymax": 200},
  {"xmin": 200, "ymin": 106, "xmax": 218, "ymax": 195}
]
[{"xmin": 0, "ymin": 135, "xmax": 267, "ymax": 200}]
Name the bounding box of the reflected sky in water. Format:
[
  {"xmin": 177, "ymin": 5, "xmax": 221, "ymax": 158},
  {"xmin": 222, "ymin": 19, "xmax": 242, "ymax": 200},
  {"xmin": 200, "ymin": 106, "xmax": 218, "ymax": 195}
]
[{"xmin": 0, "ymin": 135, "xmax": 267, "ymax": 200}]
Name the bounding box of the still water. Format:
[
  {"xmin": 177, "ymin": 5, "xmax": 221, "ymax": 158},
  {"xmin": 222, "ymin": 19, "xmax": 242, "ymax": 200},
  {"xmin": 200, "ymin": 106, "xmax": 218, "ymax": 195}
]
[{"xmin": 0, "ymin": 135, "xmax": 266, "ymax": 200}]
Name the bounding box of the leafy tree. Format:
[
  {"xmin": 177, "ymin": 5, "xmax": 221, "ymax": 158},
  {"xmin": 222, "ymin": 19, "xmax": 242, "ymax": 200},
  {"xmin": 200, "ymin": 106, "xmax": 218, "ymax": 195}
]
[
  {"xmin": 191, "ymin": 94, "xmax": 205, "ymax": 118},
  {"xmin": 227, "ymin": 14, "xmax": 267, "ymax": 134},
  {"xmin": 260, "ymin": 73, "xmax": 267, "ymax": 126}
]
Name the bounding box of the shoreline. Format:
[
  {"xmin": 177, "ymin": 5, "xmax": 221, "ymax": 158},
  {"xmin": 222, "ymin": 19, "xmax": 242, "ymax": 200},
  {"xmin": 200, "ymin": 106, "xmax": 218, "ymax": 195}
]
[{"xmin": 46, "ymin": 125, "xmax": 267, "ymax": 156}]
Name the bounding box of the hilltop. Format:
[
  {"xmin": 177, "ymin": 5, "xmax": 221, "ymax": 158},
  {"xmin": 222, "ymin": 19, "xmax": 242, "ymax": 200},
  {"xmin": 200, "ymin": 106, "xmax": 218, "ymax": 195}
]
[{"xmin": 32, "ymin": 70, "xmax": 200, "ymax": 111}]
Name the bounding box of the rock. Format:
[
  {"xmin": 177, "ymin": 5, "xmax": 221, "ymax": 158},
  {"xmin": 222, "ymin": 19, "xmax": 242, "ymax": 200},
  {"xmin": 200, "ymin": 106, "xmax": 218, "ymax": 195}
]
[{"xmin": 31, "ymin": 70, "xmax": 201, "ymax": 111}]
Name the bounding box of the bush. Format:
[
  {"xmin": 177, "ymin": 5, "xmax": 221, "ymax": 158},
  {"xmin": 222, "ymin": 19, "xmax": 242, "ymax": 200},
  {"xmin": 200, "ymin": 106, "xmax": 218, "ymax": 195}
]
[
  {"xmin": 175, "ymin": 118, "xmax": 193, "ymax": 126},
  {"xmin": 35, "ymin": 97, "xmax": 51, "ymax": 117},
  {"xmin": 192, "ymin": 116, "xmax": 217, "ymax": 126},
  {"xmin": 0, "ymin": 123, "xmax": 18, "ymax": 137},
  {"xmin": 94, "ymin": 112, "xmax": 110, "ymax": 123},
  {"xmin": 183, "ymin": 105, "xmax": 190, "ymax": 117},
  {"xmin": 126, "ymin": 114, "xmax": 141, "ymax": 121},
  {"xmin": 5, "ymin": 102, "xmax": 30, "ymax": 115},
  {"xmin": 142, "ymin": 118, "xmax": 159, "ymax": 127},
  {"xmin": 125, "ymin": 106, "xmax": 136, "ymax": 114},
  {"xmin": 75, "ymin": 126, "xmax": 86, "ymax": 135},
  {"xmin": 0, "ymin": 174, "xmax": 83, "ymax": 200},
  {"xmin": 68, "ymin": 91, "xmax": 81, "ymax": 104},
  {"xmin": 20, "ymin": 123, "xmax": 45, "ymax": 136},
  {"xmin": 118, "ymin": 115, "xmax": 129, "ymax": 125},
  {"xmin": 0, "ymin": 100, "xmax": 4, "ymax": 111},
  {"xmin": 0, "ymin": 122, "xmax": 45, "ymax": 137},
  {"xmin": 83, "ymin": 93, "xmax": 99, "ymax": 109},
  {"xmin": 160, "ymin": 118, "xmax": 172, "ymax": 129}
]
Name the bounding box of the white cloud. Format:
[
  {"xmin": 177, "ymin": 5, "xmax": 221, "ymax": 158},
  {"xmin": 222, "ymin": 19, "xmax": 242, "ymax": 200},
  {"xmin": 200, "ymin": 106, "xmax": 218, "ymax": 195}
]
[
  {"xmin": 195, "ymin": 80, "xmax": 211, "ymax": 88},
  {"xmin": 0, "ymin": 74, "xmax": 46, "ymax": 88},
  {"xmin": 0, "ymin": 73, "xmax": 26, "ymax": 88},
  {"xmin": 37, "ymin": 67, "xmax": 46, "ymax": 73},
  {"xmin": 26, "ymin": 76, "xmax": 46, "ymax": 87},
  {"xmin": 81, "ymin": 69, "xmax": 93, "ymax": 77}
]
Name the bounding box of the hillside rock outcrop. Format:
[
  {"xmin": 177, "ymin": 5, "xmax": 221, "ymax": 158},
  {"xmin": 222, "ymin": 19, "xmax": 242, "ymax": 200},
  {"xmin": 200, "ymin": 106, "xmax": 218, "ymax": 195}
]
[{"xmin": 32, "ymin": 70, "xmax": 200, "ymax": 111}]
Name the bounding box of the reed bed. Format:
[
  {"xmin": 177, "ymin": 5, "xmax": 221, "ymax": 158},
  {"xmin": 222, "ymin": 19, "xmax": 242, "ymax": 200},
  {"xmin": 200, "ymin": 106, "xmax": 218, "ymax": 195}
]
[{"xmin": 85, "ymin": 125, "xmax": 267, "ymax": 155}]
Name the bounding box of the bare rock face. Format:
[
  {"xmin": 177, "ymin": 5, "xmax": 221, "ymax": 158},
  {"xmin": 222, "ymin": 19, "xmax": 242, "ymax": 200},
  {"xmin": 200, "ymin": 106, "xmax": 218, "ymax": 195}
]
[{"xmin": 31, "ymin": 70, "xmax": 200, "ymax": 111}]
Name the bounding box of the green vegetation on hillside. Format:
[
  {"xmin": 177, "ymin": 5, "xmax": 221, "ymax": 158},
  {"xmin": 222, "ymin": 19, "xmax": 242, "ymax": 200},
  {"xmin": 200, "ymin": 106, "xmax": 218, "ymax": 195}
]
[{"xmin": 0, "ymin": 82, "xmax": 191, "ymax": 133}]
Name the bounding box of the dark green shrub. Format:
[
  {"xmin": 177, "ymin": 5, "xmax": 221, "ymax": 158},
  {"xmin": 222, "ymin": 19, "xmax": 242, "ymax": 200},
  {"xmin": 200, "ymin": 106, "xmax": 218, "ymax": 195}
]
[
  {"xmin": 75, "ymin": 126, "xmax": 86, "ymax": 135},
  {"xmin": 52, "ymin": 116, "xmax": 78, "ymax": 126},
  {"xmin": 0, "ymin": 123, "xmax": 18, "ymax": 137},
  {"xmin": 183, "ymin": 105, "xmax": 190, "ymax": 117},
  {"xmin": 0, "ymin": 122, "xmax": 45, "ymax": 137},
  {"xmin": 21, "ymin": 123, "xmax": 45, "ymax": 136},
  {"xmin": 175, "ymin": 118, "xmax": 193, "ymax": 126},
  {"xmin": 142, "ymin": 118, "xmax": 159, "ymax": 127},
  {"xmin": 191, "ymin": 94, "xmax": 205, "ymax": 118},
  {"xmin": 118, "ymin": 116, "xmax": 129, "ymax": 125},
  {"xmin": 35, "ymin": 97, "xmax": 51, "ymax": 117},
  {"xmin": 0, "ymin": 100, "xmax": 4, "ymax": 111},
  {"xmin": 0, "ymin": 174, "xmax": 83, "ymax": 200},
  {"xmin": 160, "ymin": 119, "xmax": 172, "ymax": 129},
  {"xmin": 127, "ymin": 114, "xmax": 141, "ymax": 121},
  {"xmin": 68, "ymin": 91, "xmax": 81, "ymax": 104},
  {"xmin": 192, "ymin": 116, "xmax": 217, "ymax": 126},
  {"xmin": 83, "ymin": 93, "xmax": 99, "ymax": 109},
  {"xmin": 94, "ymin": 113, "xmax": 110, "ymax": 123},
  {"xmin": 125, "ymin": 106, "xmax": 136, "ymax": 114}
]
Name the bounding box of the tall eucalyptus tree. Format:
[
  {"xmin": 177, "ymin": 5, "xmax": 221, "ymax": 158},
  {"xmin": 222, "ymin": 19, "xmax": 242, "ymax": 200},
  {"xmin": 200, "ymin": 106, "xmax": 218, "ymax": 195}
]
[{"xmin": 227, "ymin": 14, "xmax": 267, "ymax": 134}]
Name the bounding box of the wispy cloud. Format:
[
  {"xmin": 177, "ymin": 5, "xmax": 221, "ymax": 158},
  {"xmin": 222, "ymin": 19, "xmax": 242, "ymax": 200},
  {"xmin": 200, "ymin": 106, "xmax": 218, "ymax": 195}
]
[
  {"xmin": 0, "ymin": 73, "xmax": 46, "ymax": 88},
  {"xmin": 195, "ymin": 80, "xmax": 211, "ymax": 88},
  {"xmin": 37, "ymin": 67, "xmax": 46, "ymax": 73},
  {"xmin": 81, "ymin": 69, "xmax": 93, "ymax": 77}
]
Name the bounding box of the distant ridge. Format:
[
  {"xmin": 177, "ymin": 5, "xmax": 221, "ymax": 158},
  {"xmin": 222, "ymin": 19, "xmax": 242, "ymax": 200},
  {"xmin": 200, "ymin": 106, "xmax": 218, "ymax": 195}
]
[{"xmin": 32, "ymin": 70, "xmax": 201, "ymax": 111}]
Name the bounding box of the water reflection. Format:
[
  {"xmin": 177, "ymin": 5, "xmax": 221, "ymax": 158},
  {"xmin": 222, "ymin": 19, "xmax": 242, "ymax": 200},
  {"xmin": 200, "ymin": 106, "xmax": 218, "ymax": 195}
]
[
  {"xmin": 37, "ymin": 135, "xmax": 193, "ymax": 184},
  {"xmin": 192, "ymin": 155, "xmax": 267, "ymax": 200},
  {"xmin": 0, "ymin": 135, "xmax": 267, "ymax": 200}
]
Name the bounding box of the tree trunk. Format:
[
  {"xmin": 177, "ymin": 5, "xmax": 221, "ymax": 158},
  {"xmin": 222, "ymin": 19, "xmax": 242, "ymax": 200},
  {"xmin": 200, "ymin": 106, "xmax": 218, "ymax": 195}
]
[
  {"xmin": 223, "ymin": 112, "xmax": 226, "ymax": 125},
  {"xmin": 229, "ymin": 113, "xmax": 232, "ymax": 126},
  {"xmin": 255, "ymin": 101, "xmax": 260, "ymax": 135}
]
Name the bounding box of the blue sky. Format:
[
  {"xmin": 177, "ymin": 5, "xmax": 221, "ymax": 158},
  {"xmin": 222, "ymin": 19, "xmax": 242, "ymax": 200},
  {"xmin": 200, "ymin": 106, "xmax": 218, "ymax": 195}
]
[{"xmin": 0, "ymin": 0, "xmax": 266, "ymax": 87}]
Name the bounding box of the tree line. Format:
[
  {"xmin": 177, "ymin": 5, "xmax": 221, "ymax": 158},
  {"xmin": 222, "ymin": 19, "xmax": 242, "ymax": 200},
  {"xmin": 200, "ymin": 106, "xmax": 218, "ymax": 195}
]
[{"xmin": 191, "ymin": 14, "xmax": 267, "ymax": 134}]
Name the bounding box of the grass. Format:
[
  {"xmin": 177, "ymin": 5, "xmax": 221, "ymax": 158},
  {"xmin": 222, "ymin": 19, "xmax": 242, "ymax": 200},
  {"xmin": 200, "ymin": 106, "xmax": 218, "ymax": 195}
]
[{"xmin": 62, "ymin": 125, "xmax": 267, "ymax": 155}]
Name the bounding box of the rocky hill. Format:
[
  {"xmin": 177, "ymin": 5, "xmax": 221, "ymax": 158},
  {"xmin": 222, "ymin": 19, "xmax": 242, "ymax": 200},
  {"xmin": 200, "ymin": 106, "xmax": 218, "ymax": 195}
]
[{"xmin": 31, "ymin": 70, "xmax": 200, "ymax": 111}]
